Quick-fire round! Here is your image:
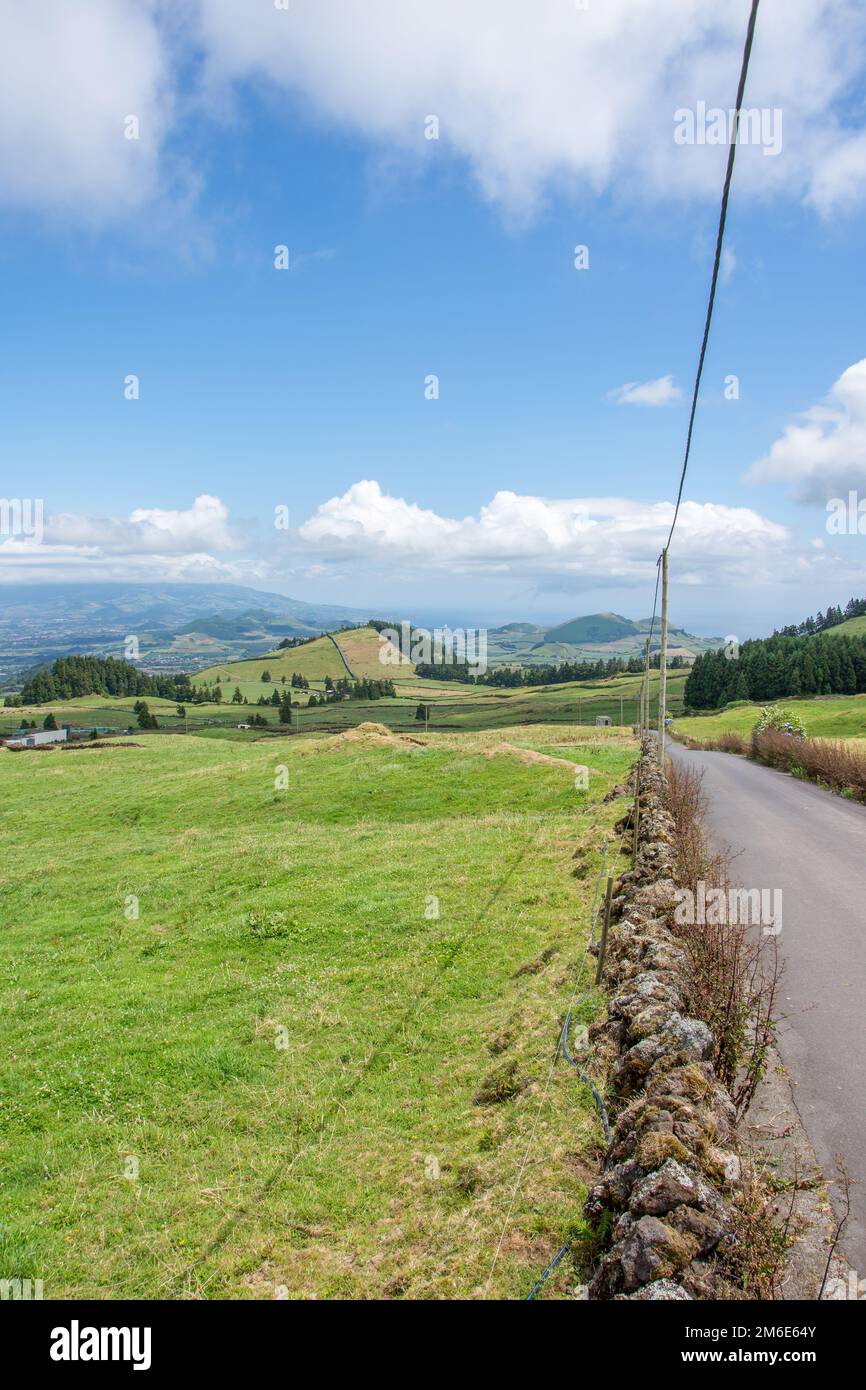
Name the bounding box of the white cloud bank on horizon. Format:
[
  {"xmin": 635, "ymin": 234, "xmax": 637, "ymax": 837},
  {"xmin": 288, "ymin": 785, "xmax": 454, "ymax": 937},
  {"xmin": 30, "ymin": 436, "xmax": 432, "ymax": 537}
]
[
  {"xmin": 0, "ymin": 494, "xmax": 265, "ymax": 585},
  {"xmin": 3, "ymin": 0, "xmax": 866, "ymax": 221},
  {"xmin": 298, "ymin": 480, "xmax": 804, "ymax": 590},
  {"xmin": 0, "ymin": 482, "xmax": 836, "ymax": 592},
  {"xmin": 609, "ymin": 376, "xmax": 682, "ymax": 407},
  {"xmin": 748, "ymin": 359, "xmax": 866, "ymax": 503}
]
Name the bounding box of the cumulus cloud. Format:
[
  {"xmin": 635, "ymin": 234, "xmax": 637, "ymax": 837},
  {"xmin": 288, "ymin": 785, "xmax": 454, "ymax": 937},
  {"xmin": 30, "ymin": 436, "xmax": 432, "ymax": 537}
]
[
  {"xmin": 44, "ymin": 494, "xmax": 242, "ymax": 554},
  {"xmin": 747, "ymin": 359, "xmax": 866, "ymax": 503},
  {"xmin": 297, "ymin": 479, "xmax": 796, "ymax": 589},
  {"xmin": 0, "ymin": 481, "xmax": 854, "ymax": 595},
  {"xmin": 0, "ymin": 494, "xmax": 259, "ymax": 584},
  {"xmin": 609, "ymin": 376, "xmax": 682, "ymax": 407},
  {"xmin": 4, "ymin": 1, "xmax": 866, "ymax": 220}
]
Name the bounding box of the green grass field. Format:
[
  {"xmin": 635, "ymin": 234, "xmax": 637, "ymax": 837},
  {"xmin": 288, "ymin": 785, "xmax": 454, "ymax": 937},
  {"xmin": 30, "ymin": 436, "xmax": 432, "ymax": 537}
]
[
  {"xmin": 672, "ymin": 693, "xmax": 866, "ymax": 744},
  {"xmin": 193, "ymin": 625, "xmax": 411, "ymax": 699},
  {"xmin": 827, "ymin": 614, "xmax": 866, "ymax": 639},
  {"xmin": 0, "ymin": 722, "xmax": 636, "ymax": 1299},
  {"xmin": 0, "ymin": 668, "xmax": 687, "ymax": 743}
]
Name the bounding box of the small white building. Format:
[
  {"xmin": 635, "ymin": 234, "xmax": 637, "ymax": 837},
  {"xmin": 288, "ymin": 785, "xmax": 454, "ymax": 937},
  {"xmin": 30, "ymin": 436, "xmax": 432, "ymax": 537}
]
[
  {"xmin": 3, "ymin": 727, "xmax": 68, "ymax": 749},
  {"xmin": 595, "ymin": 715, "xmax": 613, "ymax": 727}
]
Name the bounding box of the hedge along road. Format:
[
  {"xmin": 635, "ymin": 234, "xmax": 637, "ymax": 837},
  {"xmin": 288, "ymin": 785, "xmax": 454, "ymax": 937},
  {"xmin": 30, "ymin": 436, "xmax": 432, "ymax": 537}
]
[{"xmin": 666, "ymin": 739, "xmax": 866, "ymax": 1275}]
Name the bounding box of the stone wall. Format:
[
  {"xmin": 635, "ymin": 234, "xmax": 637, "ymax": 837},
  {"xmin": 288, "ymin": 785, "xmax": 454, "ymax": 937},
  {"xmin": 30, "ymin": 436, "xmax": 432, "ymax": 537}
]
[{"xmin": 584, "ymin": 741, "xmax": 746, "ymax": 1300}]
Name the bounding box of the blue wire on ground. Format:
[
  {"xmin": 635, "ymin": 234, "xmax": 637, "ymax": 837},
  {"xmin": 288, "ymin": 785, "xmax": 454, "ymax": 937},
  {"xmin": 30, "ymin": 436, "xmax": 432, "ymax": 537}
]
[{"xmin": 525, "ymin": 1242, "xmax": 571, "ymax": 1301}]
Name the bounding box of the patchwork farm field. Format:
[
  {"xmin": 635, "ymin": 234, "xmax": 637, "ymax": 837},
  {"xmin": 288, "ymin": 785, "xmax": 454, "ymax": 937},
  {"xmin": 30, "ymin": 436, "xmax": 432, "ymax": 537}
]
[
  {"xmin": 0, "ymin": 723, "xmax": 636, "ymax": 1299},
  {"xmin": 0, "ymin": 667, "xmax": 687, "ymax": 742}
]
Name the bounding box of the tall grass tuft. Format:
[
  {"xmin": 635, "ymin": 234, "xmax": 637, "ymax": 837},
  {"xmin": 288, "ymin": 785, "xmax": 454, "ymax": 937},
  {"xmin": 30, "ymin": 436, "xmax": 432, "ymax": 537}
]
[
  {"xmin": 663, "ymin": 760, "xmax": 779, "ymax": 1115},
  {"xmin": 751, "ymin": 730, "xmax": 866, "ymax": 801}
]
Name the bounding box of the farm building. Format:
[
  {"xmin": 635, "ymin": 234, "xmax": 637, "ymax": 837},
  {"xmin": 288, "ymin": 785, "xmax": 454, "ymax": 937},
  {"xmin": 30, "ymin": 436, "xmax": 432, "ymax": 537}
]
[
  {"xmin": 3, "ymin": 727, "xmax": 68, "ymax": 749},
  {"xmin": 595, "ymin": 715, "xmax": 613, "ymax": 727}
]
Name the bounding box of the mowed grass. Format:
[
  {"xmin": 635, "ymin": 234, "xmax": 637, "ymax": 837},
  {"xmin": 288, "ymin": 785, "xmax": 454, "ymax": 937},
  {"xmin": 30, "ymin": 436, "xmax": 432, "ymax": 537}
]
[
  {"xmin": 0, "ymin": 724, "xmax": 636, "ymax": 1299},
  {"xmin": 672, "ymin": 693, "xmax": 866, "ymax": 744}
]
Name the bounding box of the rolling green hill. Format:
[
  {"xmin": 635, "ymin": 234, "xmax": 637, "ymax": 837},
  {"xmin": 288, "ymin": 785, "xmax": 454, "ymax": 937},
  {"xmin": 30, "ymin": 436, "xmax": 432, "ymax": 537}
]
[
  {"xmin": 826, "ymin": 615, "xmax": 866, "ymax": 639},
  {"xmin": 192, "ymin": 625, "xmax": 413, "ymax": 697},
  {"xmin": 545, "ymin": 612, "xmax": 640, "ymax": 645},
  {"xmin": 484, "ymin": 613, "xmax": 721, "ymax": 668},
  {"xmin": 174, "ymin": 610, "xmax": 321, "ymax": 641}
]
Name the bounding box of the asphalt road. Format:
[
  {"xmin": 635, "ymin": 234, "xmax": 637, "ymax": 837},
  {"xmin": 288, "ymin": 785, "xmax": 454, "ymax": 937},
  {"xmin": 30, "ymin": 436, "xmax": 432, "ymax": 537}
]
[{"xmin": 666, "ymin": 739, "xmax": 866, "ymax": 1273}]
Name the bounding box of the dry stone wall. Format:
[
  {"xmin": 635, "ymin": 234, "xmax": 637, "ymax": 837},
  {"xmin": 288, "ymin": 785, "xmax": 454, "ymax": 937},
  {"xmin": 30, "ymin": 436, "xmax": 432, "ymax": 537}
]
[{"xmin": 585, "ymin": 740, "xmax": 746, "ymax": 1300}]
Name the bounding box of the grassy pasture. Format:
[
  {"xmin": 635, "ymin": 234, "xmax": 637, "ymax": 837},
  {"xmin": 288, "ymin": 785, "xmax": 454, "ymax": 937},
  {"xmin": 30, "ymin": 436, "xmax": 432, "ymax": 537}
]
[
  {"xmin": 672, "ymin": 693, "xmax": 866, "ymax": 744},
  {"xmin": 0, "ymin": 668, "xmax": 688, "ymax": 743},
  {"xmin": 826, "ymin": 615, "xmax": 866, "ymax": 639},
  {"xmin": 192, "ymin": 625, "xmax": 411, "ymax": 698},
  {"xmin": 0, "ymin": 723, "xmax": 636, "ymax": 1299}
]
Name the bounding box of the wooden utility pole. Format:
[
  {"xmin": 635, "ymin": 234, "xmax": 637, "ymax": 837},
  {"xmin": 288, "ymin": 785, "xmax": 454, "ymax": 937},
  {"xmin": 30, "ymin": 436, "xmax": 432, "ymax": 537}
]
[
  {"xmin": 657, "ymin": 548, "xmax": 669, "ymax": 765},
  {"xmin": 595, "ymin": 877, "xmax": 615, "ymax": 986},
  {"xmin": 642, "ymin": 637, "xmax": 651, "ymax": 738}
]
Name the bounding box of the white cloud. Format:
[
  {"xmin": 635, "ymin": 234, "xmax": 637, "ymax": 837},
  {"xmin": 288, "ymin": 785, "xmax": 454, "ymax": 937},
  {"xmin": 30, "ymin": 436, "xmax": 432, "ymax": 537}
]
[
  {"xmin": 1, "ymin": 481, "xmax": 858, "ymax": 598},
  {"xmin": 747, "ymin": 359, "xmax": 866, "ymax": 503},
  {"xmin": 0, "ymin": 0, "xmax": 174, "ymax": 219},
  {"xmin": 297, "ymin": 479, "xmax": 797, "ymax": 589},
  {"xmin": 44, "ymin": 494, "xmax": 242, "ymax": 554},
  {"xmin": 609, "ymin": 376, "xmax": 682, "ymax": 407},
  {"xmin": 4, "ymin": 1, "xmax": 866, "ymax": 220},
  {"xmin": 195, "ymin": 0, "xmax": 866, "ymax": 217},
  {"xmin": 0, "ymin": 494, "xmax": 258, "ymax": 584}
]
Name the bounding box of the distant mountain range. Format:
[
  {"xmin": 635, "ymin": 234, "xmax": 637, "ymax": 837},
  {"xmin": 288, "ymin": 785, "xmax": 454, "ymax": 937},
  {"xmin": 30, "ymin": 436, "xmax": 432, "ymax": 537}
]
[
  {"xmin": 485, "ymin": 612, "xmax": 722, "ymax": 667},
  {"xmin": 0, "ymin": 583, "xmax": 370, "ymax": 685},
  {"xmin": 0, "ymin": 582, "xmax": 368, "ymax": 630},
  {"xmin": 0, "ymin": 584, "xmax": 723, "ymax": 687}
]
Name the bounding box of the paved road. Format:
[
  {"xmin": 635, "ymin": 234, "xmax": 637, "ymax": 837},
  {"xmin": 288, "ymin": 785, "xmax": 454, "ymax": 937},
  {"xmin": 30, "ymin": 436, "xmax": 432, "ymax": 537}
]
[{"xmin": 666, "ymin": 740, "xmax": 866, "ymax": 1272}]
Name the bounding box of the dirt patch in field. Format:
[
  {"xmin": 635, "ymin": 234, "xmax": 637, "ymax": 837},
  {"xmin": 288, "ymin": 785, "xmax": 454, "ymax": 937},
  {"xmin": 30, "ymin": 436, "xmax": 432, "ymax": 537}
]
[
  {"xmin": 310, "ymin": 721, "xmax": 426, "ymax": 753},
  {"xmin": 483, "ymin": 741, "xmax": 590, "ymax": 774}
]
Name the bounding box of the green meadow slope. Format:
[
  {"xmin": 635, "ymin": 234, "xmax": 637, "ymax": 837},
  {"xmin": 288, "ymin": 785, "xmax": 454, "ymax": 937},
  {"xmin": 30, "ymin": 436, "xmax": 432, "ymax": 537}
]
[
  {"xmin": 0, "ymin": 723, "xmax": 636, "ymax": 1299},
  {"xmin": 672, "ymin": 694, "xmax": 866, "ymax": 743},
  {"xmin": 826, "ymin": 615, "xmax": 866, "ymax": 639},
  {"xmin": 192, "ymin": 625, "xmax": 411, "ymax": 698}
]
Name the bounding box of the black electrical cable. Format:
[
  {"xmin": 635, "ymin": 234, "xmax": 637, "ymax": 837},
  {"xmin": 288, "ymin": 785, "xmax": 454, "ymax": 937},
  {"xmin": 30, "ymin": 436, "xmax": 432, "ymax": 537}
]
[{"xmin": 665, "ymin": 0, "xmax": 761, "ymax": 553}]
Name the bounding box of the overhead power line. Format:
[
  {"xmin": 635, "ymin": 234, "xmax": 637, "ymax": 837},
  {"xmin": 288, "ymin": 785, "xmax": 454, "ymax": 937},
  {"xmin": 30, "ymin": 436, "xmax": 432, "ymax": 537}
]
[{"xmin": 664, "ymin": 0, "xmax": 761, "ymax": 554}]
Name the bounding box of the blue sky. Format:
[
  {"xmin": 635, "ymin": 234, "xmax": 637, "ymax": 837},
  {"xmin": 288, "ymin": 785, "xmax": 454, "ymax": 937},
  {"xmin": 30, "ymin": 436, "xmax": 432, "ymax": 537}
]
[{"xmin": 2, "ymin": 0, "xmax": 866, "ymax": 635}]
